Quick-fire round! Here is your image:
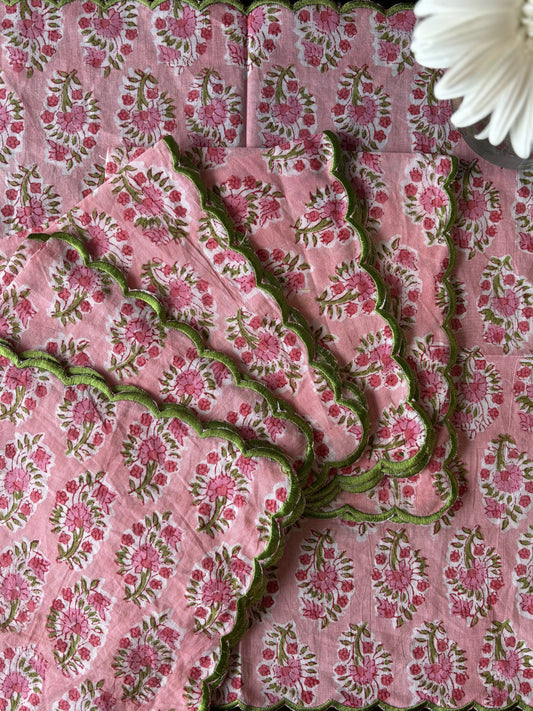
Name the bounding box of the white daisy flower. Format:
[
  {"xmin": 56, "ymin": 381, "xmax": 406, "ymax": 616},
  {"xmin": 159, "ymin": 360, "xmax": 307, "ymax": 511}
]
[{"xmin": 412, "ymin": 0, "xmax": 533, "ymax": 159}]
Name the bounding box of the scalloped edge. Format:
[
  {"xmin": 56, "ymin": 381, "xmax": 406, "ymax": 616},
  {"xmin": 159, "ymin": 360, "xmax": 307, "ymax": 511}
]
[
  {"xmin": 0, "ymin": 339, "xmax": 304, "ymax": 711},
  {"xmin": 26, "ymin": 135, "xmax": 376, "ymax": 487},
  {"xmin": 305, "ymin": 151, "xmax": 460, "ymax": 523}
]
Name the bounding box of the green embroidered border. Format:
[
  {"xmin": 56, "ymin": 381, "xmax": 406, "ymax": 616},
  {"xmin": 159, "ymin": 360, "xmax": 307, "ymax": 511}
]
[
  {"xmin": 28, "ymin": 136, "xmax": 377, "ymax": 491},
  {"xmin": 305, "ymin": 152, "xmax": 459, "ymax": 523},
  {"xmin": 0, "ymin": 340, "xmax": 304, "ymax": 711}
]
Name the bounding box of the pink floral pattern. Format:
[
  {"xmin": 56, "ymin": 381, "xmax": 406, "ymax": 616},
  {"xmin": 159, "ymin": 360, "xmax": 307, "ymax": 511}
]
[
  {"xmin": 477, "ymin": 256, "xmax": 533, "ymax": 354},
  {"xmin": 112, "ymin": 611, "xmax": 180, "ymax": 705},
  {"xmin": 185, "ymin": 68, "xmax": 243, "ymax": 147},
  {"xmin": 57, "ymin": 384, "xmax": 116, "ymax": 462},
  {"xmin": 334, "ymin": 622, "xmax": 392, "ymax": 705},
  {"xmin": 258, "ymin": 622, "xmax": 319, "ymax": 705},
  {"xmin": 46, "ymin": 577, "xmax": 112, "ymax": 676},
  {"xmin": 364, "ymin": 402, "xmax": 427, "ymax": 467},
  {"xmin": 257, "ymin": 65, "xmax": 316, "ymax": 145},
  {"xmin": 376, "ymin": 237, "xmax": 421, "ymax": 329},
  {"xmin": 514, "ymin": 356, "xmax": 533, "ymax": 432},
  {"xmin": 295, "ymin": 528, "xmax": 354, "ymax": 628},
  {"xmin": 1, "ymin": 0, "xmax": 63, "ymax": 77},
  {"xmin": 291, "ymin": 181, "xmax": 355, "ymax": 248},
  {"xmin": 186, "ymin": 544, "xmax": 252, "ymax": 638},
  {"xmin": 346, "ymin": 150, "xmax": 388, "ymax": 234},
  {"xmin": 116, "ymin": 69, "xmax": 176, "ymax": 147},
  {"xmin": 223, "ymin": 5, "xmax": 282, "ymax": 69},
  {"xmin": 514, "ymin": 526, "xmax": 533, "ymax": 620},
  {"xmin": 152, "ymin": 1, "xmax": 211, "ymax": 75},
  {"xmin": 332, "ymin": 65, "xmax": 391, "ymax": 151},
  {"xmin": 0, "ymin": 433, "xmax": 52, "ymax": 531},
  {"xmin": 409, "ymin": 621, "xmax": 468, "ymax": 706},
  {"xmin": 78, "ymin": 1, "xmax": 138, "ymax": 76},
  {"xmin": 0, "ymin": 70, "xmax": 23, "ymax": 165},
  {"xmin": 214, "ymin": 175, "xmax": 283, "ymax": 237},
  {"xmin": 116, "ymin": 511, "xmax": 182, "ymax": 606},
  {"xmin": 479, "ymin": 434, "xmax": 533, "ymax": 531},
  {"xmin": 50, "ymin": 470, "xmax": 116, "ymax": 569},
  {"xmin": 0, "ymin": 356, "xmax": 49, "ymax": 425},
  {"xmin": 478, "ymin": 621, "xmax": 533, "ymax": 707},
  {"xmin": 406, "ymin": 334, "xmax": 450, "ymax": 423},
  {"xmin": 261, "ymin": 134, "xmax": 333, "ymax": 176},
  {"xmin": 140, "ymin": 259, "xmax": 216, "ymax": 338},
  {"xmin": 1, "ymin": 164, "xmax": 60, "ymax": 235},
  {"xmin": 40, "ymin": 70, "xmax": 100, "ymax": 172},
  {"xmin": 403, "ymin": 154, "xmax": 453, "ymax": 246},
  {"xmin": 343, "ymin": 328, "xmax": 401, "ymax": 393},
  {"xmin": 513, "ymin": 168, "xmax": 533, "ymax": 254},
  {"xmin": 371, "ymin": 9, "xmax": 415, "ymax": 76},
  {"xmin": 255, "ymin": 247, "xmax": 310, "ymax": 297},
  {"xmin": 121, "ymin": 412, "xmax": 186, "ymax": 503},
  {"xmin": 452, "ymin": 159, "xmax": 502, "ymax": 259},
  {"xmin": 372, "ymin": 528, "xmax": 429, "ymax": 627},
  {"xmin": 317, "ymin": 260, "xmax": 376, "ymax": 320},
  {"xmin": 294, "ymin": 5, "xmax": 357, "ymax": 73},
  {"xmin": 452, "ymin": 348, "xmax": 503, "ymax": 439},
  {"xmin": 159, "ymin": 350, "xmax": 222, "ymax": 413},
  {"xmin": 408, "ymin": 69, "xmax": 461, "ymax": 153},
  {"xmin": 445, "ymin": 526, "xmax": 503, "ymax": 627},
  {"xmin": 0, "ymin": 645, "xmax": 47, "ymax": 710},
  {"xmin": 52, "ymin": 679, "xmax": 118, "ymax": 711},
  {"xmin": 190, "ymin": 444, "xmax": 254, "ymax": 537},
  {"xmin": 0, "ymin": 539, "xmax": 49, "ymax": 633}
]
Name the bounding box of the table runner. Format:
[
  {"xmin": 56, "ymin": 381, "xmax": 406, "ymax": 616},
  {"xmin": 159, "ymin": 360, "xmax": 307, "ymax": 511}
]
[{"xmin": 1, "ymin": 2, "xmax": 533, "ymax": 711}]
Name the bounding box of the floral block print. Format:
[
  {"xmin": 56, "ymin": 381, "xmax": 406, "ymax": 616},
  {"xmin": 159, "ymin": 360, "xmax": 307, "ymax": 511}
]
[
  {"xmin": 345, "ymin": 150, "xmax": 388, "ymax": 234},
  {"xmin": 258, "ymin": 622, "xmax": 320, "ymax": 705},
  {"xmin": 1, "ymin": 0, "xmax": 63, "ymax": 77},
  {"xmin": 112, "ymin": 611, "xmax": 181, "ymax": 706},
  {"xmin": 0, "ymin": 285, "xmax": 34, "ymax": 343},
  {"xmin": 445, "ymin": 526, "xmax": 504, "ymax": 627},
  {"xmin": 514, "ymin": 526, "xmax": 533, "ymax": 620},
  {"xmin": 213, "ymin": 651, "xmax": 243, "ymax": 706},
  {"xmin": 46, "ymin": 577, "xmax": 113, "ymax": 676},
  {"xmin": 56, "ymin": 384, "xmax": 116, "ymax": 462},
  {"xmin": 371, "ymin": 9, "xmax": 415, "ymax": 76},
  {"xmin": 513, "ymin": 168, "xmax": 533, "ymax": 254},
  {"xmin": 190, "ymin": 444, "xmax": 254, "ymax": 537},
  {"xmin": 342, "ymin": 328, "xmax": 401, "ymax": 393},
  {"xmin": 479, "ymin": 621, "xmax": 533, "ymax": 707},
  {"xmin": 158, "ymin": 350, "xmax": 225, "ymax": 412},
  {"xmin": 291, "ymin": 182, "xmax": 355, "ymax": 249},
  {"xmin": 480, "ymin": 434, "xmax": 533, "ymax": 531},
  {"xmin": 50, "ymin": 470, "xmax": 116, "ymax": 569},
  {"xmin": 334, "ymin": 622, "xmax": 393, "ymax": 706},
  {"xmin": 409, "ymin": 621, "xmax": 468, "ymax": 706},
  {"xmin": 0, "ymin": 645, "xmax": 47, "ymax": 710},
  {"xmin": 0, "ymin": 433, "xmax": 52, "ymax": 531},
  {"xmin": 331, "ymin": 65, "xmax": 391, "ymax": 151},
  {"xmin": 52, "ymin": 679, "xmax": 118, "ymax": 711},
  {"xmin": 372, "ymin": 528, "xmax": 429, "ymax": 628},
  {"xmin": 376, "ymin": 237, "xmax": 421, "ymax": 330},
  {"xmin": 294, "ymin": 5, "xmax": 357, "ymax": 73},
  {"xmin": 435, "ymin": 256, "xmax": 468, "ymax": 332},
  {"xmin": 116, "ymin": 70, "xmax": 177, "ymax": 148},
  {"xmin": 183, "ymin": 651, "xmax": 219, "ymax": 711},
  {"xmin": 452, "ymin": 348, "xmax": 503, "ymax": 439},
  {"xmin": 478, "ymin": 256, "xmax": 533, "ymax": 354},
  {"xmin": 407, "ymin": 69, "xmax": 461, "ymax": 154},
  {"xmin": 0, "ymin": 71, "xmax": 23, "ymax": 165},
  {"xmin": 406, "ymin": 335, "xmax": 451, "ymax": 425},
  {"xmin": 451, "ymin": 159, "xmax": 502, "ymax": 259},
  {"xmin": 295, "ymin": 528, "xmax": 354, "ymax": 628},
  {"xmin": 0, "ymin": 539, "xmax": 49, "ymax": 634},
  {"xmin": 261, "ymin": 133, "xmax": 334, "ymax": 176},
  {"xmin": 254, "ymin": 247, "xmax": 310, "ymax": 297},
  {"xmin": 514, "ymin": 356, "xmax": 533, "ymax": 432},
  {"xmin": 40, "ymin": 70, "xmax": 100, "ymax": 172},
  {"xmin": 186, "ymin": 544, "xmax": 252, "ymax": 638},
  {"xmin": 213, "ymin": 175, "xmax": 283, "ymax": 237},
  {"xmin": 116, "ymin": 510, "xmax": 182, "ymax": 606},
  {"xmin": 403, "ymin": 155, "xmax": 453, "ymax": 246},
  {"xmin": 152, "ymin": 1, "xmax": 212, "ymax": 75},
  {"xmin": 0, "ymin": 354, "xmax": 49, "ymax": 425},
  {"xmin": 257, "ymin": 65, "xmax": 316, "ymax": 145},
  {"xmin": 185, "ymin": 69, "xmax": 243, "ymax": 148},
  {"xmin": 78, "ymin": 1, "xmax": 138, "ymax": 76},
  {"xmin": 222, "ymin": 5, "xmax": 281, "ymax": 70},
  {"xmin": 1, "ymin": 164, "xmax": 61, "ymax": 235}
]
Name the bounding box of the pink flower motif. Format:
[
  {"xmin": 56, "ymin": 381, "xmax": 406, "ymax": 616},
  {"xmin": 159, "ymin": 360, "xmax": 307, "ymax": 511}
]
[
  {"xmin": 64, "ymin": 502, "xmax": 93, "ymax": 531},
  {"xmin": 174, "ymin": 370, "xmax": 204, "ymax": 398},
  {"xmin": 0, "ymin": 573, "xmax": 31, "ymax": 602},
  {"xmin": 56, "ymin": 105, "xmax": 87, "ymax": 135},
  {"xmin": 168, "ymin": 278, "xmax": 193, "ymax": 309},
  {"xmin": 206, "ymin": 474, "xmax": 235, "ymax": 502},
  {"xmin": 272, "ymin": 96, "xmax": 302, "ymax": 126},
  {"xmin": 493, "ymin": 289, "xmax": 519, "ymax": 318},
  {"xmin": 391, "ymin": 416, "xmax": 421, "ymax": 448},
  {"xmin": 462, "ymin": 371, "xmax": 488, "ymax": 403},
  {"xmin": 0, "ymin": 105, "xmax": 12, "ymax": 132},
  {"xmin": 309, "ymin": 562, "xmax": 339, "ymax": 594},
  {"xmin": 493, "ymin": 463, "xmax": 523, "ymax": 493},
  {"xmin": 131, "ymin": 107, "xmax": 162, "ymax": 134},
  {"xmin": 71, "ymin": 398, "xmax": 99, "ymax": 425},
  {"xmin": 127, "ymin": 644, "xmax": 158, "ymax": 673},
  {"xmin": 313, "ymin": 7, "xmax": 340, "ymax": 33},
  {"xmin": 17, "ymin": 11, "xmax": 45, "ymax": 40},
  {"xmin": 67, "ymin": 266, "xmax": 97, "ymax": 292},
  {"xmin": 138, "ymin": 435, "xmax": 166, "ymax": 465},
  {"xmin": 131, "ymin": 544, "xmax": 160, "ymax": 573},
  {"xmin": 248, "ymin": 7, "xmax": 264, "ymax": 35},
  {"xmin": 93, "ymin": 8, "xmax": 124, "ymax": 39},
  {"xmin": 425, "ymin": 654, "xmax": 453, "ymax": 683},
  {"xmin": 124, "ymin": 317, "xmax": 156, "ymax": 345},
  {"xmin": 272, "ymin": 658, "xmax": 302, "ymax": 686},
  {"xmin": 59, "ymin": 607, "xmax": 90, "ymax": 638},
  {"xmin": 457, "ymin": 560, "xmax": 487, "ymax": 591},
  {"xmin": 384, "ymin": 560, "xmax": 412, "ymax": 591},
  {"xmin": 16, "ymin": 198, "xmax": 46, "ymax": 230},
  {"xmin": 495, "ymin": 650, "xmax": 520, "ymax": 680},
  {"xmin": 202, "ymin": 578, "xmax": 232, "ymax": 606},
  {"xmin": 84, "ymin": 47, "xmax": 106, "ymax": 68},
  {"xmin": 223, "ymin": 193, "xmax": 249, "ymax": 226},
  {"xmin": 168, "ymin": 6, "xmax": 197, "ymax": 38},
  {"xmin": 138, "ymin": 184, "xmax": 165, "ymax": 216},
  {"xmin": 4, "ymin": 467, "xmax": 30, "ymax": 494},
  {"xmin": 462, "ymin": 191, "xmax": 487, "ymax": 221},
  {"xmin": 1, "ymin": 671, "xmax": 30, "ymax": 700},
  {"xmin": 348, "ymin": 96, "xmax": 378, "ymax": 125},
  {"xmin": 254, "ymin": 331, "xmax": 280, "ymax": 363},
  {"xmin": 198, "ymin": 99, "xmax": 231, "ymax": 133},
  {"xmin": 349, "ymin": 658, "xmax": 377, "ymax": 685},
  {"xmin": 419, "ymin": 185, "xmax": 446, "ymax": 211},
  {"xmin": 86, "ymin": 224, "xmax": 110, "ymax": 256}
]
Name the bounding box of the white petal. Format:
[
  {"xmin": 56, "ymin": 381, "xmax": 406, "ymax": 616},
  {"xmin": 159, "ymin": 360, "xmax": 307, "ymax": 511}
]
[
  {"xmin": 509, "ymin": 72, "xmax": 533, "ymax": 158},
  {"xmin": 415, "ymin": 0, "xmax": 520, "ymax": 18}
]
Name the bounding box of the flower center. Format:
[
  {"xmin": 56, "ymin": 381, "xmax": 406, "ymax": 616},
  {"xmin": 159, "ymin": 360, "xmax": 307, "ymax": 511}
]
[{"xmin": 521, "ymin": 0, "xmax": 533, "ymax": 39}]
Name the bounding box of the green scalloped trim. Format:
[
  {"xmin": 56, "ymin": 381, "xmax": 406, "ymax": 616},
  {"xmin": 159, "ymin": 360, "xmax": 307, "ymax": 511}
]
[
  {"xmin": 28, "ymin": 135, "xmax": 376, "ymax": 489},
  {"xmin": 304, "ymin": 152, "xmax": 459, "ymax": 522},
  {"xmin": 0, "ymin": 339, "xmax": 304, "ymax": 711}
]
